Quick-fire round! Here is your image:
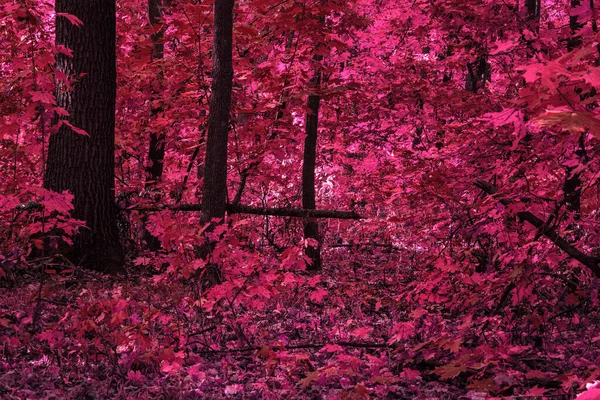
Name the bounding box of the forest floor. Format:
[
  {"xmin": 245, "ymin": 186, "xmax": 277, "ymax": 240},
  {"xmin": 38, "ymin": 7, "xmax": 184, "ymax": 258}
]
[{"xmin": 0, "ymin": 249, "xmax": 598, "ymax": 399}]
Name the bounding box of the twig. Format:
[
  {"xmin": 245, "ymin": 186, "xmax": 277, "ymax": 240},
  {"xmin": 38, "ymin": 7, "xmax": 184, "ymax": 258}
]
[{"xmin": 188, "ymin": 326, "xmax": 217, "ymax": 337}]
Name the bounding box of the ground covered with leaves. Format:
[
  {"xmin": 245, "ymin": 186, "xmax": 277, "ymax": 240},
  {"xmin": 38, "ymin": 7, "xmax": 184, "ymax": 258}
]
[{"xmin": 1, "ymin": 246, "xmax": 600, "ymax": 400}]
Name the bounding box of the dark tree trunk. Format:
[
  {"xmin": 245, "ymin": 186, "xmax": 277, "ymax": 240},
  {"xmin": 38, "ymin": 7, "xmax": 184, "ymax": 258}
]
[
  {"xmin": 592, "ymin": 0, "xmax": 598, "ymax": 33},
  {"xmin": 564, "ymin": 169, "xmax": 582, "ymax": 218},
  {"xmin": 465, "ymin": 55, "xmax": 490, "ymax": 94},
  {"xmin": 563, "ymin": 134, "xmax": 586, "ymax": 220},
  {"xmin": 525, "ymin": 0, "xmax": 541, "ymax": 34},
  {"xmin": 202, "ymin": 0, "xmax": 234, "ymax": 222},
  {"xmin": 302, "ymin": 54, "xmax": 323, "ymax": 271},
  {"xmin": 568, "ymin": 0, "xmax": 584, "ymax": 50},
  {"xmin": 526, "ymin": 0, "xmax": 540, "ymax": 20},
  {"xmin": 144, "ymin": 0, "xmax": 169, "ymax": 251},
  {"xmin": 199, "ymin": 0, "xmax": 235, "ymax": 284},
  {"xmin": 563, "ymin": 2, "xmax": 589, "ymax": 218},
  {"xmin": 44, "ymin": 0, "xmax": 124, "ymax": 274},
  {"xmin": 146, "ymin": 0, "xmax": 168, "ymax": 186}
]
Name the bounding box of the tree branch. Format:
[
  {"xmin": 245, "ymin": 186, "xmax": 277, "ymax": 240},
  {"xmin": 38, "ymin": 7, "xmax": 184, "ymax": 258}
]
[
  {"xmin": 474, "ymin": 179, "xmax": 600, "ymax": 278},
  {"xmin": 128, "ymin": 203, "xmax": 363, "ymax": 220},
  {"xmin": 194, "ymin": 341, "xmax": 389, "ymax": 354},
  {"xmin": 329, "ymin": 242, "xmax": 401, "ymax": 250}
]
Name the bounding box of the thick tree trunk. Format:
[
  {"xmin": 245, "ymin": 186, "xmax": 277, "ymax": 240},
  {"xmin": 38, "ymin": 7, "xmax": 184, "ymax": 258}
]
[
  {"xmin": 44, "ymin": 0, "xmax": 124, "ymax": 274},
  {"xmin": 302, "ymin": 54, "xmax": 323, "ymax": 271},
  {"xmin": 144, "ymin": 0, "xmax": 169, "ymax": 251},
  {"xmin": 199, "ymin": 0, "xmax": 235, "ymax": 284}
]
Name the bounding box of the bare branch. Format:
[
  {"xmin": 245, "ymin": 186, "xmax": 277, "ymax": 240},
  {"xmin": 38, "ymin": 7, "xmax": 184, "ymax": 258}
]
[
  {"xmin": 194, "ymin": 341, "xmax": 389, "ymax": 354},
  {"xmin": 474, "ymin": 180, "xmax": 600, "ymax": 278},
  {"xmin": 128, "ymin": 203, "xmax": 363, "ymax": 220}
]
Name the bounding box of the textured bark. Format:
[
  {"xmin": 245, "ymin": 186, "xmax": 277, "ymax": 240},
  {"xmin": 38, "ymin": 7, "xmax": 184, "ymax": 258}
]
[
  {"xmin": 44, "ymin": 1, "xmax": 124, "ymax": 274},
  {"xmin": 144, "ymin": 0, "xmax": 170, "ymax": 251},
  {"xmin": 202, "ymin": 0, "xmax": 234, "ymax": 223},
  {"xmin": 302, "ymin": 54, "xmax": 323, "ymax": 271},
  {"xmin": 198, "ymin": 0, "xmax": 235, "ymax": 285}
]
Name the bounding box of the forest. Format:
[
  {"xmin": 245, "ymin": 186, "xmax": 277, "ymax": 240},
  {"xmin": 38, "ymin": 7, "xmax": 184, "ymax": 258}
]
[{"xmin": 2, "ymin": 0, "xmax": 600, "ymax": 398}]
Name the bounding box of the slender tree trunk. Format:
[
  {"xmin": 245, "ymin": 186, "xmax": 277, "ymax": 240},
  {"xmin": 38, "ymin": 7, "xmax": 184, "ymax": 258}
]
[
  {"xmin": 568, "ymin": 0, "xmax": 584, "ymax": 50},
  {"xmin": 44, "ymin": 0, "xmax": 124, "ymax": 274},
  {"xmin": 465, "ymin": 55, "xmax": 490, "ymax": 94},
  {"xmin": 592, "ymin": 0, "xmax": 598, "ymax": 32},
  {"xmin": 525, "ymin": 0, "xmax": 540, "ymax": 21},
  {"xmin": 144, "ymin": 0, "xmax": 169, "ymax": 251},
  {"xmin": 564, "ymin": 2, "xmax": 587, "ymax": 218},
  {"xmin": 199, "ymin": 0, "xmax": 235, "ymax": 284},
  {"xmin": 302, "ymin": 53, "xmax": 323, "ymax": 271},
  {"xmin": 146, "ymin": 0, "xmax": 168, "ymax": 186}
]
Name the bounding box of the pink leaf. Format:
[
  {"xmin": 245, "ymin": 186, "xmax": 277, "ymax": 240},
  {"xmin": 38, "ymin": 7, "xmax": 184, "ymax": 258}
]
[
  {"xmin": 54, "ymin": 44, "xmax": 74, "ymax": 58},
  {"xmin": 60, "ymin": 120, "xmax": 89, "ymax": 136},
  {"xmin": 309, "ymin": 288, "xmax": 328, "ymax": 303},
  {"xmin": 525, "ymin": 386, "xmax": 548, "ymax": 397},
  {"xmin": 30, "ymin": 91, "xmax": 55, "ymax": 104},
  {"xmin": 351, "ymin": 327, "xmax": 372, "ymax": 339},
  {"xmin": 321, "ymin": 344, "xmax": 344, "ymax": 353},
  {"xmin": 56, "ymin": 13, "xmax": 83, "ymax": 27},
  {"xmin": 126, "ymin": 370, "xmax": 146, "ymax": 384}
]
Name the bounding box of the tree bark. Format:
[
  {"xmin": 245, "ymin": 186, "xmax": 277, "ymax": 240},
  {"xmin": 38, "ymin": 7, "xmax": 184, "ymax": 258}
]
[
  {"xmin": 202, "ymin": 0, "xmax": 234, "ymax": 223},
  {"xmin": 302, "ymin": 53, "xmax": 323, "ymax": 271},
  {"xmin": 44, "ymin": 0, "xmax": 124, "ymax": 274},
  {"xmin": 198, "ymin": 0, "xmax": 235, "ymax": 285}
]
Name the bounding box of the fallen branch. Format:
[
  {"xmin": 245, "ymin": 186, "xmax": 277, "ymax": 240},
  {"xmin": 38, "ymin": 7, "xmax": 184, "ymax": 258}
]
[
  {"xmin": 194, "ymin": 341, "xmax": 389, "ymax": 354},
  {"xmin": 329, "ymin": 242, "xmax": 401, "ymax": 250},
  {"xmin": 474, "ymin": 179, "xmax": 600, "ymax": 278},
  {"xmin": 128, "ymin": 203, "xmax": 363, "ymax": 220},
  {"xmin": 188, "ymin": 325, "xmax": 217, "ymax": 337}
]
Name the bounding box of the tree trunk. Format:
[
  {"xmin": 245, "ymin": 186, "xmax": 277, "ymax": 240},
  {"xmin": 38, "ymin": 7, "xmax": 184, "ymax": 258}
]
[
  {"xmin": 44, "ymin": 0, "xmax": 124, "ymax": 274},
  {"xmin": 525, "ymin": 0, "xmax": 540, "ymax": 20},
  {"xmin": 199, "ymin": 0, "xmax": 235, "ymax": 284},
  {"xmin": 144, "ymin": 0, "xmax": 169, "ymax": 251},
  {"xmin": 146, "ymin": 0, "xmax": 168, "ymax": 186},
  {"xmin": 465, "ymin": 55, "xmax": 490, "ymax": 94},
  {"xmin": 563, "ymin": 3, "xmax": 588, "ymax": 218},
  {"xmin": 302, "ymin": 53, "xmax": 323, "ymax": 271},
  {"xmin": 568, "ymin": 0, "xmax": 584, "ymax": 50}
]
